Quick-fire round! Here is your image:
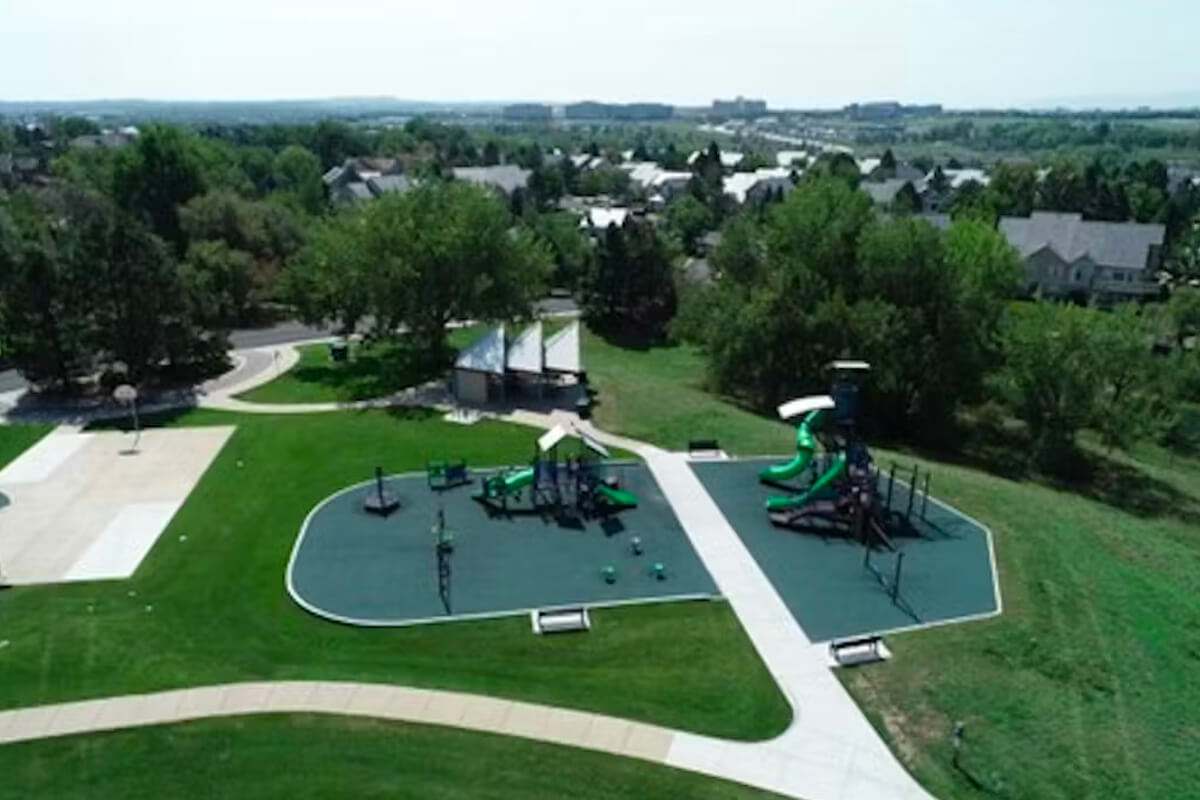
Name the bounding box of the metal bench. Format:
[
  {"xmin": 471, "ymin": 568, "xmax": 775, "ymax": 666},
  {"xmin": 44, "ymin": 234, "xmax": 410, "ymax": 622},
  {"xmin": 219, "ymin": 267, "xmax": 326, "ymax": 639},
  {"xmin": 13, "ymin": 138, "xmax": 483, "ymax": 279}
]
[
  {"xmin": 829, "ymin": 634, "xmax": 887, "ymax": 666},
  {"xmin": 531, "ymin": 607, "xmax": 591, "ymax": 635}
]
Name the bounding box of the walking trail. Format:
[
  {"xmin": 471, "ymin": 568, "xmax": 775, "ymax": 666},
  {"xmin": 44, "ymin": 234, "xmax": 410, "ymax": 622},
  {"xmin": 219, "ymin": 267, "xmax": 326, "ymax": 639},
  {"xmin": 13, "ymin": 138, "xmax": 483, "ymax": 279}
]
[{"xmin": 0, "ymin": 343, "xmax": 936, "ymax": 800}]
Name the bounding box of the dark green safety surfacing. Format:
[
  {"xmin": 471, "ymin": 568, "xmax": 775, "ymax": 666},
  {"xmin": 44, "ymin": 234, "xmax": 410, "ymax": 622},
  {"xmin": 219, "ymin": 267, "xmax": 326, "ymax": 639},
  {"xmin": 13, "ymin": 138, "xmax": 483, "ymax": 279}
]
[
  {"xmin": 290, "ymin": 463, "xmax": 717, "ymax": 625},
  {"xmin": 691, "ymin": 458, "xmax": 998, "ymax": 642}
]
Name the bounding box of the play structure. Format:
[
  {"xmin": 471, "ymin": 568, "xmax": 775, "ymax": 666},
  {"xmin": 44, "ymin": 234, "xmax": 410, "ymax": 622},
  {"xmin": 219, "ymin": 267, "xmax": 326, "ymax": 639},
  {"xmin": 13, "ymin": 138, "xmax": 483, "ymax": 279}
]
[
  {"xmin": 427, "ymin": 459, "xmax": 470, "ymax": 491},
  {"xmin": 473, "ymin": 425, "xmax": 638, "ymax": 517},
  {"xmin": 764, "ymin": 363, "xmax": 933, "ymax": 546},
  {"xmin": 363, "ymin": 466, "xmax": 400, "ymax": 516},
  {"xmin": 758, "ymin": 361, "xmax": 943, "ymax": 621}
]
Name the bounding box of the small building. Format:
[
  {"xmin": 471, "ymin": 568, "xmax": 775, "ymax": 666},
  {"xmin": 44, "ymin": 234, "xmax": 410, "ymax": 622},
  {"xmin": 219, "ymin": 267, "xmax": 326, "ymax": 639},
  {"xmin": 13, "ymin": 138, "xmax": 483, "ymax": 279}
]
[
  {"xmin": 998, "ymin": 212, "xmax": 1165, "ymax": 303},
  {"xmin": 688, "ymin": 150, "xmax": 744, "ymax": 169},
  {"xmin": 453, "ymin": 321, "xmax": 583, "ymax": 406}
]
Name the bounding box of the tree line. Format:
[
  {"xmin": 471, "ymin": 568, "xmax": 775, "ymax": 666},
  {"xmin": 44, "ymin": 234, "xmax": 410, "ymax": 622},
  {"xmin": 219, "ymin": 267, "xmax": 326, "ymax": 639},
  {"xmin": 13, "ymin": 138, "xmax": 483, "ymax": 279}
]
[{"xmin": 673, "ymin": 173, "xmax": 1200, "ymax": 465}]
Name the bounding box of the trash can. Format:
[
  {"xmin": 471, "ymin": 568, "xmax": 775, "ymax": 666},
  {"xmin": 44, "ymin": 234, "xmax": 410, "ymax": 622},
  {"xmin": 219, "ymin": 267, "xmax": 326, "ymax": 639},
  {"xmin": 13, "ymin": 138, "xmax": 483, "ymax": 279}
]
[{"xmin": 329, "ymin": 341, "xmax": 349, "ymax": 363}]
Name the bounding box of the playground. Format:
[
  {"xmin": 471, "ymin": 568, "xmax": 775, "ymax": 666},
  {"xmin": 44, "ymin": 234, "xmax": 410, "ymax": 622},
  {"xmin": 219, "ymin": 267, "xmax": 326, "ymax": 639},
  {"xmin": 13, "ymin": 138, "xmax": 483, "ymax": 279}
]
[
  {"xmin": 287, "ymin": 433, "xmax": 718, "ymax": 625},
  {"xmin": 689, "ymin": 363, "xmax": 998, "ymax": 643},
  {"xmin": 691, "ymin": 457, "xmax": 998, "ymax": 642}
]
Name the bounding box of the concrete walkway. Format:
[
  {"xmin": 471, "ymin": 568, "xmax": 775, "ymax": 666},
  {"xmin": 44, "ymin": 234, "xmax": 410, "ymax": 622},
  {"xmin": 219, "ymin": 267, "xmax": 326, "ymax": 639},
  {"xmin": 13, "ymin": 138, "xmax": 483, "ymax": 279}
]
[{"xmin": 0, "ymin": 682, "xmax": 676, "ymax": 765}]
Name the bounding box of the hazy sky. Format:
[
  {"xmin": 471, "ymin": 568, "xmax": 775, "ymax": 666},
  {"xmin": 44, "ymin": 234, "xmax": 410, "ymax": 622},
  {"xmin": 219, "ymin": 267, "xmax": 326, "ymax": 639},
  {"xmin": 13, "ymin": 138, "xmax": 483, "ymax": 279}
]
[{"xmin": 2, "ymin": 0, "xmax": 1195, "ymax": 108}]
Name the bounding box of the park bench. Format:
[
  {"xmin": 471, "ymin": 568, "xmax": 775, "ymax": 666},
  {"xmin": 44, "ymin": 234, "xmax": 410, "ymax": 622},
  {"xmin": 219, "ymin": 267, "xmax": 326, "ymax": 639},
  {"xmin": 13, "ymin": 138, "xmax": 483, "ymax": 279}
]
[
  {"xmin": 687, "ymin": 439, "xmax": 727, "ymax": 460},
  {"xmin": 828, "ymin": 634, "xmax": 887, "ymax": 666},
  {"xmin": 531, "ymin": 607, "xmax": 591, "ymax": 635}
]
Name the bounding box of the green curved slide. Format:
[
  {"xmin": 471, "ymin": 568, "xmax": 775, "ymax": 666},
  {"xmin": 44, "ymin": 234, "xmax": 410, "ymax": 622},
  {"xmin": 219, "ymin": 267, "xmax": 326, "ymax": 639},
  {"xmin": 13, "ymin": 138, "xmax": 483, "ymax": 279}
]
[
  {"xmin": 596, "ymin": 484, "xmax": 638, "ymax": 509},
  {"xmin": 766, "ymin": 452, "xmax": 847, "ymax": 512},
  {"xmin": 760, "ymin": 409, "xmax": 822, "ymax": 482},
  {"xmin": 479, "ymin": 467, "xmax": 534, "ymax": 499}
]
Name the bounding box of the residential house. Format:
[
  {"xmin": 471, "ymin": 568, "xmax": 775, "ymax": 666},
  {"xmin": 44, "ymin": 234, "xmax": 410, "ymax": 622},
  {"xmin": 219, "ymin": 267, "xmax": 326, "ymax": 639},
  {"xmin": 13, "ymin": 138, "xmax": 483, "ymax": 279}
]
[
  {"xmin": 569, "ymin": 154, "xmax": 607, "ymax": 171},
  {"xmin": 723, "ymin": 168, "xmax": 796, "ymax": 204},
  {"xmin": 451, "ymin": 165, "xmax": 531, "ymax": 196},
  {"xmin": 578, "ymin": 206, "xmax": 631, "ymax": 235},
  {"xmin": 920, "ymin": 167, "xmax": 989, "ymax": 211},
  {"xmin": 998, "ymin": 211, "xmax": 1165, "ymax": 303},
  {"xmin": 323, "ymin": 157, "xmax": 410, "ymax": 204}
]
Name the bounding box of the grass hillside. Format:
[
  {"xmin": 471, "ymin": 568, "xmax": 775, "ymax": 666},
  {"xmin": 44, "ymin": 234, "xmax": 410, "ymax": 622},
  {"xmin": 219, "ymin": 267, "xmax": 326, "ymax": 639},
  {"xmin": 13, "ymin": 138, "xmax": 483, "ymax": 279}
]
[{"xmin": 585, "ymin": 328, "xmax": 1200, "ymax": 800}]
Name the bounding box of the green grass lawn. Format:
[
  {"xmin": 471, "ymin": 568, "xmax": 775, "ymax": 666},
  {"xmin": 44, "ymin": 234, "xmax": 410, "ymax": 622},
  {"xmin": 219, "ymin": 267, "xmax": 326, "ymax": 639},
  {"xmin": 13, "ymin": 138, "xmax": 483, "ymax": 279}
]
[
  {"xmin": 0, "ymin": 423, "xmax": 53, "ymax": 470},
  {"xmin": 0, "ymin": 716, "xmax": 783, "ymax": 800},
  {"xmin": 586, "ymin": 330, "xmax": 1200, "ymax": 799},
  {"xmin": 0, "ymin": 409, "xmax": 789, "ymax": 741},
  {"xmin": 583, "ymin": 330, "xmax": 793, "ymax": 455},
  {"xmin": 237, "ymin": 326, "xmax": 484, "ymax": 404}
]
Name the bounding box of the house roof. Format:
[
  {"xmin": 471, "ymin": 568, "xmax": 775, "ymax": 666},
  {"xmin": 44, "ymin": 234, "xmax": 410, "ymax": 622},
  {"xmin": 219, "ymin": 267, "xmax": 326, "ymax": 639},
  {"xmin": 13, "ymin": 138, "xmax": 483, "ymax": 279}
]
[
  {"xmin": 366, "ymin": 174, "xmax": 412, "ymax": 196},
  {"xmin": 543, "ymin": 321, "xmax": 581, "ymax": 374},
  {"xmin": 452, "ymin": 165, "xmax": 531, "ymax": 195},
  {"xmin": 998, "ymin": 212, "xmax": 1165, "ymax": 270},
  {"xmin": 722, "ymin": 168, "xmax": 793, "ymax": 203},
  {"xmin": 651, "ymin": 170, "xmax": 692, "ymax": 189},
  {"xmin": 929, "ymin": 168, "xmax": 990, "ymax": 189},
  {"xmin": 775, "ymin": 150, "xmax": 808, "ymax": 167},
  {"xmin": 861, "ymin": 178, "xmax": 910, "ymax": 205},
  {"xmin": 688, "ymin": 150, "xmax": 744, "ymax": 168},
  {"xmin": 580, "ymin": 207, "xmax": 630, "ymax": 229},
  {"xmin": 341, "ymin": 182, "xmax": 374, "ymax": 201},
  {"xmin": 856, "ymin": 157, "xmax": 882, "ymax": 176},
  {"xmin": 506, "ymin": 322, "xmax": 544, "ymax": 374},
  {"xmin": 455, "ymin": 325, "xmax": 506, "ymax": 374}
]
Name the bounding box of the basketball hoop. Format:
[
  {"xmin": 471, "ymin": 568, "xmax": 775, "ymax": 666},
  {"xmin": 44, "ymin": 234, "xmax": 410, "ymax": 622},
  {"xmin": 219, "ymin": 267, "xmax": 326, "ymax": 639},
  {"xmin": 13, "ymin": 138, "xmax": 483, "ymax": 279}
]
[{"xmin": 113, "ymin": 384, "xmax": 141, "ymax": 454}]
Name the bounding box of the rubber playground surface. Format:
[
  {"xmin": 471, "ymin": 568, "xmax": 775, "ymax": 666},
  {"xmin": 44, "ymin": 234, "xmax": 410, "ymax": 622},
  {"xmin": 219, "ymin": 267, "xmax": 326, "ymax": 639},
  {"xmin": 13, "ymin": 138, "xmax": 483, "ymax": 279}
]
[
  {"xmin": 288, "ymin": 463, "xmax": 718, "ymax": 625},
  {"xmin": 690, "ymin": 457, "xmax": 999, "ymax": 642}
]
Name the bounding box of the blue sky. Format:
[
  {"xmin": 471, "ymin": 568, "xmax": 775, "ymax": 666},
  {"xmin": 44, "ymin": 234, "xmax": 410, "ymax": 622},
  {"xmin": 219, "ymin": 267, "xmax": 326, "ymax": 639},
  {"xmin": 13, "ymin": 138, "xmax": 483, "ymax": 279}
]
[{"xmin": 1, "ymin": 0, "xmax": 1196, "ymax": 109}]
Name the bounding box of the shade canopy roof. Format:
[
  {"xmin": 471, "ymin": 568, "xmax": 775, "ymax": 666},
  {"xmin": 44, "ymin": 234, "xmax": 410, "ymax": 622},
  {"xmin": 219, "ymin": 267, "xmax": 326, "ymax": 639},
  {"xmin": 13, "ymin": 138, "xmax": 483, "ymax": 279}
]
[
  {"xmin": 537, "ymin": 425, "xmax": 569, "ymax": 453},
  {"xmin": 777, "ymin": 395, "xmax": 835, "ymax": 421},
  {"xmin": 544, "ymin": 321, "xmax": 581, "ymax": 374},
  {"xmin": 506, "ymin": 322, "xmax": 543, "ymax": 373},
  {"xmin": 455, "ymin": 325, "xmax": 506, "ymax": 374},
  {"xmin": 827, "ymin": 360, "xmax": 871, "ymax": 372}
]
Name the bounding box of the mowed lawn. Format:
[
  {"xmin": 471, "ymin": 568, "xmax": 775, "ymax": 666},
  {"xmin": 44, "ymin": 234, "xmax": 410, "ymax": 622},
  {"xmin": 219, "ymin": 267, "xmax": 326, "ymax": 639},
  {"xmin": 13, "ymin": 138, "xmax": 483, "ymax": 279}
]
[
  {"xmin": 0, "ymin": 715, "xmax": 783, "ymax": 800},
  {"xmin": 237, "ymin": 325, "xmax": 484, "ymax": 404},
  {"xmin": 586, "ymin": 329, "xmax": 1200, "ymax": 800},
  {"xmin": 584, "ymin": 330, "xmax": 793, "ymax": 456},
  {"xmin": 0, "ymin": 409, "xmax": 790, "ymax": 741},
  {"xmin": 0, "ymin": 423, "xmax": 53, "ymax": 470}
]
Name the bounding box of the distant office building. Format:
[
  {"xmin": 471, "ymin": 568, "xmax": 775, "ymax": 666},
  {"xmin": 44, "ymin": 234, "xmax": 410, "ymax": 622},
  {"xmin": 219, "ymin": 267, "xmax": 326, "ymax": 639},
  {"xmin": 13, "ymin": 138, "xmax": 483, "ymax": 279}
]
[
  {"xmin": 564, "ymin": 102, "xmax": 673, "ymax": 121},
  {"xmin": 502, "ymin": 103, "xmax": 553, "ymax": 121},
  {"xmin": 844, "ymin": 101, "xmax": 943, "ymax": 120},
  {"xmin": 712, "ymin": 97, "xmax": 768, "ymax": 117}
]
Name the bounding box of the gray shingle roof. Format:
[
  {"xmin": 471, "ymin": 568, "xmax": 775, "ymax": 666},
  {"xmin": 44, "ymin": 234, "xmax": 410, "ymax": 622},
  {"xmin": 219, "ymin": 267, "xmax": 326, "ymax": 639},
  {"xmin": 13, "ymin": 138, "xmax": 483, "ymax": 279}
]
[
  {"xmin": 366, "ymin": 174, "xmax": 412, "ymax": 196},
  {"xmin": 452, "ymin": 165, "xmax": 530, "ymax": 195},
  {"xmin": 998, "ymin": 212, "xmax": 1164, "ymax": 270},
  {"xmin": 861, "ymin": 178, "xmax": 910, "ymax": 205}
]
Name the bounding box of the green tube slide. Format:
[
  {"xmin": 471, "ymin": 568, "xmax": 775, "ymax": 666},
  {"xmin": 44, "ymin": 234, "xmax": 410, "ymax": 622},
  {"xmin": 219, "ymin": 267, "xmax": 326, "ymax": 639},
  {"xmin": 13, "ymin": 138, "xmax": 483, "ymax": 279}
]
[
  {"xmin": 502, "ymin": 467, "xmax": 535, "ymax": 493},
  {"xmin": 766, "ymin": 453, "xmax": 846, "ymax": 512},
  {"xmin": 596, "ymin": 484, "xmax": 638, "ymax": 509},
  {"xmin": 759, "ymin": 409, "xmax": 821, "ymax": 482}
]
